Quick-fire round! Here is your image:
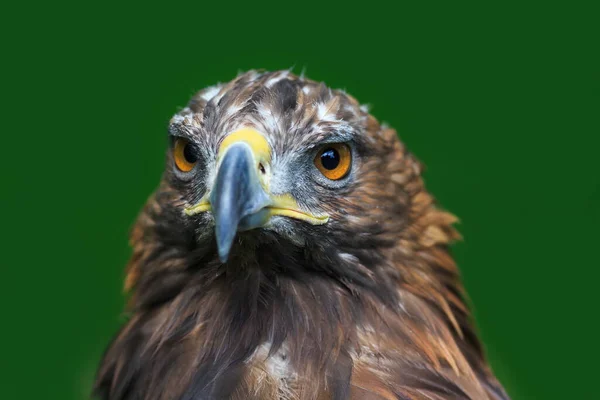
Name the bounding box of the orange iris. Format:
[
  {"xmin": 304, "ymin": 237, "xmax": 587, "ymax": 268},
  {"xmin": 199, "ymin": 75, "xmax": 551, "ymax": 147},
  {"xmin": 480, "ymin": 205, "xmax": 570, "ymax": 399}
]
[
  {"xmin": 173, "ymin": 138, "xmax": 197, "ymax": 172},
  {"xmin": 314, "ymin": 143, "xmax": 352, "ymax": 180}
]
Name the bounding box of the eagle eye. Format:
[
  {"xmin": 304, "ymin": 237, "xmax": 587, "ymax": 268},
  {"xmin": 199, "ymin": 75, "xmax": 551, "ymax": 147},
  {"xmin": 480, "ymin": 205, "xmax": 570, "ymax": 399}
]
[
  {"xmin": 173, "ymin": 138, "xmax": 198, "ymax": 172},
  {"xmin": 314, "ymin": 143, "xmax": 351, "ymax": 180}
]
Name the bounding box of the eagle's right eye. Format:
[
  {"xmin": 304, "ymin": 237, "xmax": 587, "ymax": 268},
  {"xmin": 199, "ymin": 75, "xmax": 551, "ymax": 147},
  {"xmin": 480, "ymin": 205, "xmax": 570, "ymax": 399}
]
[{"xmin": 173, "ymin": 138, "xmax": 198, "ymax": 172}]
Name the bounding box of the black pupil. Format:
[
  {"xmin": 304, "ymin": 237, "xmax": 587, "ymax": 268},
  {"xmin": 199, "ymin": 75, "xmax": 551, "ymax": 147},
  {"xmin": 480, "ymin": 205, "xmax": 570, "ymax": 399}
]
[
  {"xmin": 183, "ymin": 143, "xmax": 198, "ymax": 163},
  {"xmin": 320, "ymin": 148, "xmax": 340, "ymax": 170}
]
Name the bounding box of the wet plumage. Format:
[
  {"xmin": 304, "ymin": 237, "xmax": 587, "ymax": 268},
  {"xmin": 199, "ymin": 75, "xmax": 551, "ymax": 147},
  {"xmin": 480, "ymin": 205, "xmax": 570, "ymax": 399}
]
[{"xmin": 94, "ymin": 70, "xmax": 508, "ymax": 400}]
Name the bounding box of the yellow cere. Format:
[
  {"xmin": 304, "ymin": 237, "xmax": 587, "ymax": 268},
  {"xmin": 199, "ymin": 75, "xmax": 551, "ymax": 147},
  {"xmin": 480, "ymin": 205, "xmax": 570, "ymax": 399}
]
[{"xmin": 218, "ymin": 127, "xmax": 271, "ymax": 163}]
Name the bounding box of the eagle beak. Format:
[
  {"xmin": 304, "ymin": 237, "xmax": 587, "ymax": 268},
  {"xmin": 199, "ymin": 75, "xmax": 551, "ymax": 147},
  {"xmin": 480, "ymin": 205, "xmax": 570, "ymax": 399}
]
[
  {"xmin": 184, "ymin": 128, "xmax": 328, "ymax": 262},
  {"xmin": 210, "ymin": 141, "xmax": 271, "ymax": 262}
]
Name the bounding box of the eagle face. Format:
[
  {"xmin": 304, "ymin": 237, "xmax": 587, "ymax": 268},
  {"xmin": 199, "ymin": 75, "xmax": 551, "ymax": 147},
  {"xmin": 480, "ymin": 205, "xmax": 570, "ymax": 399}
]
[
  {"xmin": 96, "ymin": 70, "xmax": 509, "ymax": 400},
  {"xmin": 161, "ymin": 70, "xmax": 409, "ymax": 282}
]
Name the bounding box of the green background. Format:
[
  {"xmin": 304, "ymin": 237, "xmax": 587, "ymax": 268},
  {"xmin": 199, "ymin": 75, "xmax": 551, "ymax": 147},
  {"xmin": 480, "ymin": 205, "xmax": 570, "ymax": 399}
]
[{"xmin": 2, "ymin": 1, "xmax": 598, "ymax": 399}]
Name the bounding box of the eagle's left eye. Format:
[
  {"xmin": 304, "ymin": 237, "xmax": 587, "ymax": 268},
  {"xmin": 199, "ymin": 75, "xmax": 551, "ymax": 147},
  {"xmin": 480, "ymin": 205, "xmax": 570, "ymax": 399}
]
[
  {"xmin": 173, "ymin": 138, "xmax": 198, "ymax": 172},
  {"xmin": 314, "ymin": 143, "xmax": 352, "ymax": 180}
]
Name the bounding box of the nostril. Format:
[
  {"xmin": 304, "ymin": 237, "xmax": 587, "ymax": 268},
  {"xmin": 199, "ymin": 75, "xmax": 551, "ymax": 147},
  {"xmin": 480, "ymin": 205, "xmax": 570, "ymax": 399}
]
[{"xmin": 258, "ymin": 163, "xmax": 266, "ymax": 174}]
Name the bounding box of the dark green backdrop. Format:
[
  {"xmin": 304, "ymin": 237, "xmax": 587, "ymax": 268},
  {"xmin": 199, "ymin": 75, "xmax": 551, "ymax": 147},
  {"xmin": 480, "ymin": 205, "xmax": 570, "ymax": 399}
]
[{"xmin": 2, "ymin": 1, "xmax": 598, "ymax": 399}]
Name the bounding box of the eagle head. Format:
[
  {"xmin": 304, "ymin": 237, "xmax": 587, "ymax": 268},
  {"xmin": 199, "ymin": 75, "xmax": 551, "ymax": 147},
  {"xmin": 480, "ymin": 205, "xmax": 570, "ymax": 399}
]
[{"xmin": 125, "ymin": 70, "xmax": 437, "ymax": 295}]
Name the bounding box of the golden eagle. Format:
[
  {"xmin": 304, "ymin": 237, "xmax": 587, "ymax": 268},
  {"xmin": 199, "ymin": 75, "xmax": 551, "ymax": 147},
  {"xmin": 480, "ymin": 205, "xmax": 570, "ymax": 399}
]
[{"xmin": 95, "ymin": 70, "xmax": 508, "ymax": 400}]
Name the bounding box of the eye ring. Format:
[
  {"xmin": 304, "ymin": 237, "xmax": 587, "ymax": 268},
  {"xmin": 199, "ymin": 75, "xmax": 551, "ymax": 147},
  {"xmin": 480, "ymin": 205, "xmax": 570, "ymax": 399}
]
[
  {"xmin": 173, "ymin": 138, "xmax": 198, "ymax": 172},
  {"xmin": 314, "ymin": 143, "xmax": 352, "ymax": 180}
]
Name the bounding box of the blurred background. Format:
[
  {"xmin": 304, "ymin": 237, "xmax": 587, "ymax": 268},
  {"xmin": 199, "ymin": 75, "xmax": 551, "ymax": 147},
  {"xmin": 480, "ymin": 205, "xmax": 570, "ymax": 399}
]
[{"xmin": 1, "ymin": 1, "xmax": 598, "ymax": 399}]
